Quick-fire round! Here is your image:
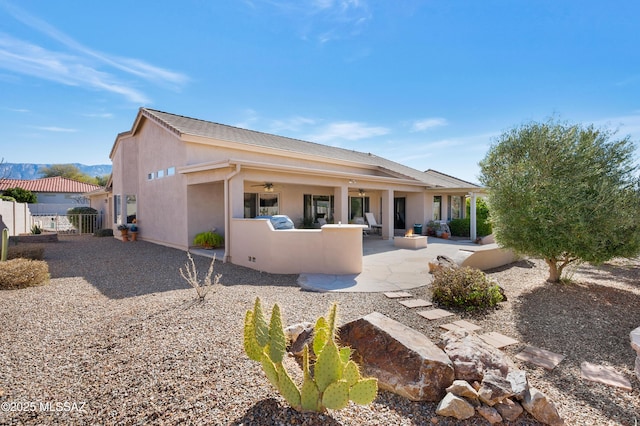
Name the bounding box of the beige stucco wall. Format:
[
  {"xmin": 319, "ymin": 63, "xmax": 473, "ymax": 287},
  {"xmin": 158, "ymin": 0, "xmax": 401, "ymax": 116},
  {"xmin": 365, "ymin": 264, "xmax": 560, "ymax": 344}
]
[
  {"xmin": 112, "ymin": 118, "xmax": 190, "ymax": 248},
  {"xmin": 230, "ymin": 219, "xmax": 363, "ymax": 274},
  {"xmin": 187, "ymin": 182, "xmax": 224, "ymax": 243}
]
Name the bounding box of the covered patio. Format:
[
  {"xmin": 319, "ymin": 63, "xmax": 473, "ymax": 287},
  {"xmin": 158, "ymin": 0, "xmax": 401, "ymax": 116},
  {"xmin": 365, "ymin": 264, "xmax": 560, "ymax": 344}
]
[{"xmin": 193, "ymin": 235, "xmax": 516, "ymax": 293}]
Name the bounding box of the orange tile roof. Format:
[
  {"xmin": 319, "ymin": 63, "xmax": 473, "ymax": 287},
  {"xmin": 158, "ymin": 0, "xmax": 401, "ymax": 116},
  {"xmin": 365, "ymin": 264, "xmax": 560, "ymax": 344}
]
[{"xmin": 0, "ymin": 176, "xmax": 102, "ymax": 193}]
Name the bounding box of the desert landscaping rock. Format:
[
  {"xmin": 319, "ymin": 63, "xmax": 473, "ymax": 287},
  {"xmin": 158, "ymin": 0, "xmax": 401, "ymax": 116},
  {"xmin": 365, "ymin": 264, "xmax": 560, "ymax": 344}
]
[
  {"xmin": 338, "ymin": 312, "xmax": 455, "ymax": 401},
  {"xmin": 435, "ymin": 392, "xmax": 475, "ymax": 420},
  {"xmin": 631, "ymin": 326, "xmax": 640, "ymax": 380},
  {"xmin": 522, "ymin": 387, "xmax": 564, "ymax": 426},
  {"xmin": 476, "ymin": 404, "xmax": 502, "ymax": 424},
  {"xmin": 446, "ymin": 380, "xmax": 479, "ymax": 401},
  {"xmin": 494, "ymin": 398, "xmax": 524, "ymax": 422},
  {"xmin": 477, "ymin": 371, "xmax": 517, "ymax": 406},
  {"xmin": 1, "ymin": 236, "xmax": 639, "ymax": 425},
  {"xmin": 442, "ymin": 329, "xmax": 517, "ymax": 382}
]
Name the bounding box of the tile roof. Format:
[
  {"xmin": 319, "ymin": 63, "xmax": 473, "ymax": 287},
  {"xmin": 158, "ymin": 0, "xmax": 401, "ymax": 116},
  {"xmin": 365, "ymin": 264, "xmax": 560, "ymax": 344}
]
[
  {"xmin": 0, "ymin": 176, "xmax": 101, "ymax": 193},
  {"xmin": 140, "ymin": 108, "xmax": 480, "ymax": 189}
]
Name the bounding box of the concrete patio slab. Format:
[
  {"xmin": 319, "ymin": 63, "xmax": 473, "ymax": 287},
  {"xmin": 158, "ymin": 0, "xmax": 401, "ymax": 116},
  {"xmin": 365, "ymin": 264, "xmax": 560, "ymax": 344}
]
[
  {"xmin": 515, "ymin": 346, "xmax": 565, "ymax": 370},
  {"xmin": 297, "ymin": 237, "xmax": 484, "ymax": 292},
  {"xmin": 580, "ymin": 361, "xmax": 632, "ymax": 391},
  {"xmin": 398, "ymin": 298, "xmax": 433, "ymax": 308}
]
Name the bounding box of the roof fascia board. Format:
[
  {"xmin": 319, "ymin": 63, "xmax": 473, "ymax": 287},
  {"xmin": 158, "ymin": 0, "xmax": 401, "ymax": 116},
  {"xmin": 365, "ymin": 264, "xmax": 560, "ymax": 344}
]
[{"xmin": 179, "ymin": 158, "xmax": 428, "ymax": 188}]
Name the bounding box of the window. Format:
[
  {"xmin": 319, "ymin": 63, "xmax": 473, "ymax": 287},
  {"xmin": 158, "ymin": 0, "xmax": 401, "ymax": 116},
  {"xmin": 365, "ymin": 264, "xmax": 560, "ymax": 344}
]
[
  {"xmin": 157, "ymin": 169, "xmax": 165, "ymax": 178},
  {"xmin": 433, "ymin": 196, "xmax": 442, "ymax": 221},
  {"xmin": 147, "ymin": 172, "xmax": 154, "ymax": 180},
  {"xmin": 167, "ymin": 167, "xmax": 175, "ymax": 176},
  {"xmin": 114, "ymin": 195, "xmax": 121, "ymax": 224},
  {"xmin": 303, "ymin": 195, "xmax": 334, "ymax": 223},
  {"xmin": 126, "ymin": 195, "xmax": 137, "ymax": 223},
  {"xmin": 349, "ymin": 196, "xmax": 370, "ymax": 221},
  {"xmin": 244, "ymin": 193, "xmax": 257, "ymax": 218},
  {"xmin": 450, "ymin": 195, "xmax": 463, "ymax": 220},
  {"xmin": 259, "ymin": 193, "xmax": 279, "ymax": 216},
  {"xmin": 244, "ymin": 193, "xmax": 280, "ymax": 217}
]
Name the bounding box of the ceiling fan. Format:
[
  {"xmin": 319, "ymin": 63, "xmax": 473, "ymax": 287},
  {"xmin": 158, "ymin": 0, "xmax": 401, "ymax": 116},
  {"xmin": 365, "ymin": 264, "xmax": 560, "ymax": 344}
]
[
  {"xmin": 349, "ymin": 188, "xmax": 367, "ymax": 196},
  {"xmin": 250, "ymin": 182, "xmax": 275, "ymax": 192}
]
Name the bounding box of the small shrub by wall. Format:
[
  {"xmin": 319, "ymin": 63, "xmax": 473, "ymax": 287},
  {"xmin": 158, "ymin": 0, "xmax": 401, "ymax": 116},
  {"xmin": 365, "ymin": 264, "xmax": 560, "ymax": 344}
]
[
  {"xmin": 431, "ymin": 266, "xmax": 504, "ymax": 311},
  {"xmin": 0, "ymin": 258, "xmax": 50, "ymax": 289},
  {"xmin": 8, "ymin": 244, "xmax": 45, "ymax": 260},
  {"xmin": 94, "ymin": 228, "xmax": 114, "ymax": 237}
]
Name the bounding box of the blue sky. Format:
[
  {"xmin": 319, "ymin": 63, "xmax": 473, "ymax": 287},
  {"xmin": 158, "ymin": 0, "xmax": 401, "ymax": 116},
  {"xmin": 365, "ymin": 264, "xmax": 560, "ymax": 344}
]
[{"xmin": 1, "ymin": 0, "xmax": 639, "ymax": 184}]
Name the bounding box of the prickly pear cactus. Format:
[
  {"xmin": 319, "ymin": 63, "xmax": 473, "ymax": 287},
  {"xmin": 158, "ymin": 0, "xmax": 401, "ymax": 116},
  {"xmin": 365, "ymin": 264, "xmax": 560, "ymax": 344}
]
[{"xmin": 243, "ymin": 297, "xmax": 378, "ymax": 412}]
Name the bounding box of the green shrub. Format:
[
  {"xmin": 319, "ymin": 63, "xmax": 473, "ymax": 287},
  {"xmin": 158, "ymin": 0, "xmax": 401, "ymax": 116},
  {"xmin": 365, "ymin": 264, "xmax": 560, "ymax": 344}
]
[
  {"xmin": 448, "ymin": 218, "xmax": 493, "ymax": 237},
  {"xmin": 193, "ymin": 231, "xmax": 224, "ymax": 248},
  {"xmin": 67, "ymin": 207, "xmax": 98, "ymax": 233},
  {"xmin": 431, "ymin": 267, "xmax": 504, "ymax": 311},
  {"xmin": 1, "ymin": 195, "xmax": 16, "ymax": 202},
  {"xmin": 8, "ymin": 244, "xmax": 45, "ymax": 260},
  {"xmin": 449, "ymin": 218, "xmax": 470, "ymax": 237},
  {"xmin": 94, "ymin": 228, "xmax": 114, "ymax": 237},
  {"xmin": 2, "ymin": 187, "xmax": 37, "ymax": 203},
  {"xmin": 0, "ymin": 258, "xmax": 50, "ymax": 289},
  {"xmin": 31, "ymin": 224, "xmax": 42, "ymax": 234}
]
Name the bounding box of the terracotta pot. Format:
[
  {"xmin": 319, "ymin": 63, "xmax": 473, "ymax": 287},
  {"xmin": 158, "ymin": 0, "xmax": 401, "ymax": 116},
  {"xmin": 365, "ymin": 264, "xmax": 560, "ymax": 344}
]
[
  {"xmin": 130, "ymin": 232, "xmax": 138, "ymax": 241},
  {"xmin": 120, "ymin": 229, "xmax": 129, "ymax": 242},
  {"xmin": 441, "ymin": 232, "xmax": 450, "ymax": 240}
]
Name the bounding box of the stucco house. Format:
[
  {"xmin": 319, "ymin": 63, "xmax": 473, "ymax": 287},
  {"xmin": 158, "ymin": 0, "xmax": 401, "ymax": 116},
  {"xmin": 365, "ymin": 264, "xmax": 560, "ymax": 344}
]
[
  {"xmin": 94, "ymin": 108, "xmax": 484, "ymax": 274},
  {"xmin": 0, "ymin": 176, "xmax": 101, "ymax": 215}
]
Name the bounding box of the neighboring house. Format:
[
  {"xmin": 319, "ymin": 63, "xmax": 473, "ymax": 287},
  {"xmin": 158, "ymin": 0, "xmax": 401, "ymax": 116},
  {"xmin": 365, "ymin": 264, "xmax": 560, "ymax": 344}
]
[
  {"xmin": 93, "ymin": 108, "xmax": 484, "ymax": 273},
  {"xmin": 0, "ymin": 176, "xmax": 102, "ymax": 215}
]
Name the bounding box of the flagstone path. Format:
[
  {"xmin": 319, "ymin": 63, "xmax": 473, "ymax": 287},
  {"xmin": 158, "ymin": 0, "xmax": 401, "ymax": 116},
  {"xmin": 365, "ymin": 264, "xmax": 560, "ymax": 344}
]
[{"xmin": 384, "ymin": 291, "xmax": 635, "ymax": 392}]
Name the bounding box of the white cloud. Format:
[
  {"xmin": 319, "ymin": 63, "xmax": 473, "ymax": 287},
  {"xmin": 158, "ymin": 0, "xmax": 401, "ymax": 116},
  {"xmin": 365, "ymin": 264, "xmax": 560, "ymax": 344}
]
[
  {"xmin": 411, "ymin": 117, "xmax": 448, "ymax": 132},
  {"xmin": 33, "ymin": 126, "xmax": 78, "ymax": 133},
  {"xmin": 82, "ymin": 112, "xmax": 114, "ymax": 119},
  {"xmin": 307, "ymin": 121, "xmax": 389, "ymax": 143},
  {"xmin": 0, "ymin": 2, "xmax": 188, "ymax": 102},
  {"xmin": 269, "ymin": 116, "xmax": 317, "ymax": 133},
  {"xmin": 248, "ymin": 0, "xmax": 371, "ymax": 43},
  {"xmin": 591, "ymin": 114, "xmax": 640, "ymax": 140}
]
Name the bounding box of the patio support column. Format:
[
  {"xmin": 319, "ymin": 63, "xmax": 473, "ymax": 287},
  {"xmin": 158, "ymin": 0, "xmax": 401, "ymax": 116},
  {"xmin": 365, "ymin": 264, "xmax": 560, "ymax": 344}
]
[
  {"xmin": 224, "ymin": 165, "xmax": 242, "ymax": 263},
  {"xmin": 381, "ymin": 189, "xmax": 394, "ymax": 240},
  {"xmin": 334, "ymin": 185, "xmax": 349, "ymax": 224},
  {"xmin": 469, "ymin": 191, "xmax": 477, "ymax": 241}
]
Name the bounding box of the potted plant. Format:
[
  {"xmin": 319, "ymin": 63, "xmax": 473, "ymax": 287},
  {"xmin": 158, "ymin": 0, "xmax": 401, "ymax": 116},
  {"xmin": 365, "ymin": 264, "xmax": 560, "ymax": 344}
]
[
  {"xmin": 117, "ymin": 224, "xmax": 129, "ymax": 242},
  {"xmin": 193, "ymin": 230, "xmax": 224, "ymax": 249},
  {"xmin": 426, "ymin": 220, "xmax": 439, "ymax": 237},
  {"xmin": 129, "ymin": 219, "xmax": 138, "ymax": 241}
]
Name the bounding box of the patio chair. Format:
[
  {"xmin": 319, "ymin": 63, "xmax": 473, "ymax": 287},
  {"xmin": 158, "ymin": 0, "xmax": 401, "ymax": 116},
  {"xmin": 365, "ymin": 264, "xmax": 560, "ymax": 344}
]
[
  {"xmin": 364, "ymin": 212, "xmax": 382, "ymax": 235},
  {"xmin": 353, "ymin": 216, "xmax": 370, "ymax": 235}
]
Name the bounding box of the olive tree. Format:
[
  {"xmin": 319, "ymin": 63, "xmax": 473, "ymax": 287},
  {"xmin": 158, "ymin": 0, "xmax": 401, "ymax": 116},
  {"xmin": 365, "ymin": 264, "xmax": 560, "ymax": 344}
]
[{"xmin": 479, "ymin": 119, "xmax": 640, "ymax": 282}]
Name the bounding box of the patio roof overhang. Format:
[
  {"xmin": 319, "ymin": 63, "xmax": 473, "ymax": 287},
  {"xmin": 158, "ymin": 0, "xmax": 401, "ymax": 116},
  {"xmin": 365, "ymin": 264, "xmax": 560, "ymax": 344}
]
[{"xmin": 177, "ymin": 158, "xmax": 439, "ymax": 190}]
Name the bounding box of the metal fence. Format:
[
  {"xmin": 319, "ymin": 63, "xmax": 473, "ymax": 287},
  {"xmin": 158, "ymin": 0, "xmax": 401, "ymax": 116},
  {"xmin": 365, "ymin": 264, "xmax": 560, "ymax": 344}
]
[{"xmin": 32, "ymin": 214, "xmax": 106, "ymax": 235}]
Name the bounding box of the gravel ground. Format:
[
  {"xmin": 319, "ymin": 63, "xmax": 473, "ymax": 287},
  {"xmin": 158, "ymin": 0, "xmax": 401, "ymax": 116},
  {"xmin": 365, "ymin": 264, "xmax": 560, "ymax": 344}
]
[{"xmin": 0, "ymin": 235, "xmax": 639, "ymax": 425}]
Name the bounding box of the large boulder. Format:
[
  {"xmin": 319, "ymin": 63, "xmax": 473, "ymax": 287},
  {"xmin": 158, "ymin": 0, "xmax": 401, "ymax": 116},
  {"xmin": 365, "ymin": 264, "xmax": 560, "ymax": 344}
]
[
  {"xmin": 441, "ymin": 328, "xmax": 517, "ymax": 381},
  {"xmin": 339, "ymin": 312, "xmax": 455, "ymax": 401}
]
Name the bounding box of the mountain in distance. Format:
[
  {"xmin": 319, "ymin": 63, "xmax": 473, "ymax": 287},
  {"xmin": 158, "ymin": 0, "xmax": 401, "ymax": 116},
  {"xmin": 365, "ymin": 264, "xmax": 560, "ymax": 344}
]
[{"xmin": 0, "ymin": 163, "xmax": 112, "ymax": 180}]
